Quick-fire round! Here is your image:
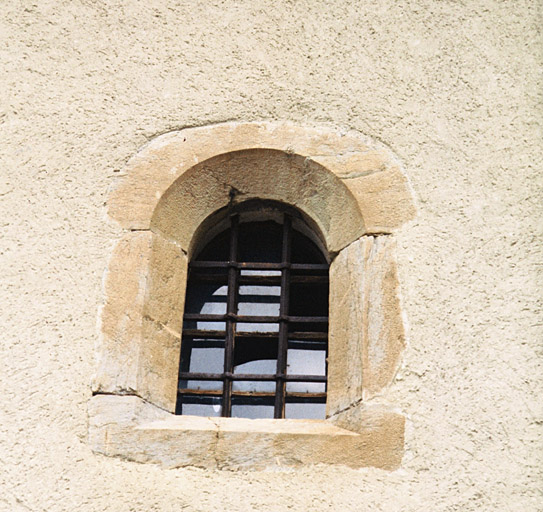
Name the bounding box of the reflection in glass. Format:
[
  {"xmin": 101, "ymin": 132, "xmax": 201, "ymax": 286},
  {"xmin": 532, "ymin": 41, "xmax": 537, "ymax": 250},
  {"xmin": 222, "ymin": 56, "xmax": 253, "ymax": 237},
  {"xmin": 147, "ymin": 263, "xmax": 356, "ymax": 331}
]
[{"xmin": 284, "ymin": 402, "xmax": 326, "ymax": 420}]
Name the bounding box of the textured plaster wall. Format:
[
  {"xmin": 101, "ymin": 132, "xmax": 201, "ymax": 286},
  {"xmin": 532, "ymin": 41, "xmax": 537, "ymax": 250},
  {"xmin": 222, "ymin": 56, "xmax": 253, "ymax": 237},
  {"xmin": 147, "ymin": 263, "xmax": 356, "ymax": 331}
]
[{"xmin": 1, "ymin": 1, "xmax": 541, "ymax": 510}]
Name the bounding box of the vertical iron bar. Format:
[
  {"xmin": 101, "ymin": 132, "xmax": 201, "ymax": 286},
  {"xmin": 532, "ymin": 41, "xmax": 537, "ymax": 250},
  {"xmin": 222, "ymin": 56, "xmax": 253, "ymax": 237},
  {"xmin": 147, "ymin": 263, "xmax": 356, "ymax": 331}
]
[
  {"xmin": 274, "ymin": 214, "xmax": 291, "ymax": 418},
  {"xmin": 222, "ymin": 214, "xmax": 239, "ymax": 417}
]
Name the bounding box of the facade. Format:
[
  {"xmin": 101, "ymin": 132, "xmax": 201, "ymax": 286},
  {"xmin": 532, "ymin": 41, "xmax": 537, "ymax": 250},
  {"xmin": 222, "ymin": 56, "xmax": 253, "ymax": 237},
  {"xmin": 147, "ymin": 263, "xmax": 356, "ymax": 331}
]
[{"xmin": 2, "ymin": 1, "xmax": 541, "ymax": 510}]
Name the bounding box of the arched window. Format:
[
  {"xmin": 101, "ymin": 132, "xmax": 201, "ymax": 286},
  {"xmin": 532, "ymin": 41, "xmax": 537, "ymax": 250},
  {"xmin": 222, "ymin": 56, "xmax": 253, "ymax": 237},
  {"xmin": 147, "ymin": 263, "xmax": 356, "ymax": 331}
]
[
  {"xmin": 91, "ymin": 123, "xmax": 415, "ymax": 469},
  {"xmin": 176, "ymin": 201, "xmax": 329, "ymax": 419}
]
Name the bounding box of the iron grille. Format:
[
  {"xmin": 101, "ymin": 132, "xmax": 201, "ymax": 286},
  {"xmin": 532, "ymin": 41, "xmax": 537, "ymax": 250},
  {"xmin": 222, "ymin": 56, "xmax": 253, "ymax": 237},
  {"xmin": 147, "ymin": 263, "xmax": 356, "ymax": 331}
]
[{"xmin": 176, "ymin": 211, "xmax": 329, "ymax": 419}]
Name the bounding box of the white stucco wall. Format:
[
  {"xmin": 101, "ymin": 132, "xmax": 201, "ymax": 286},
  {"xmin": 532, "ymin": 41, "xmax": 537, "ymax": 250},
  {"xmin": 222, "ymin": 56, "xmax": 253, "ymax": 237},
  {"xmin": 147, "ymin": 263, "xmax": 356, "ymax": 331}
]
[{"xmin": 1, "ymin": 1, "xmax": 541, "ymax": 510}]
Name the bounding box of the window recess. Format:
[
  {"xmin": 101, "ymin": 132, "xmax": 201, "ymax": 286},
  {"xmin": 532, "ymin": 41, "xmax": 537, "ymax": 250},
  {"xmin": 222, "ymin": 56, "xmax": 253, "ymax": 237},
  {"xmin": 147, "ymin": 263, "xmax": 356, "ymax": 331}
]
[{"xmin": 176, "ymin": 208, "xmax": 329, "ymax": 420}]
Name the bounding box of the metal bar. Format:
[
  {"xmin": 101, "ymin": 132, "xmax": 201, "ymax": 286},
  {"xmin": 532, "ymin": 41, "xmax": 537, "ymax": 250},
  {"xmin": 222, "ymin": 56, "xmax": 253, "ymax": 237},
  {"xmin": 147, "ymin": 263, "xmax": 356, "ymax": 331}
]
[
  {"xmin": 274, "ymin": 214, "xmax": 292, "ymax": 418},
  {"xmin": 189, "ymin": 261, "xmax": 229, "ymax": 268},
  {"xmin": 190, "ymin": 274, "xmax": 328, "ymax": 285},
  {"xmin": 287, "ymin": 316, "xmax": 328, "ymax": 323},
  {"xmin": 190, "ymin": 261, "xmax": 328, "ymax": 271},
  {"xmin": 179, "ymin": 372, "xmax": 327, "ymax": 382},
  {"xmin": 183, "ymin": 329, "xmax": 328, "ymax": 340},
  {"xmin": 290, "ymin": 263, "xmax": 329, "ymax": 270},
  {"xmin": 222, "ymin": 214, "xmax": 239, "ymax": 417},
  {"xmin": 178, "ymin": 389, "xmax": 327, "ymax": 399},
  {"xmin": 183, "ymin": 313, "xmax": 328, "ymax": 323}
]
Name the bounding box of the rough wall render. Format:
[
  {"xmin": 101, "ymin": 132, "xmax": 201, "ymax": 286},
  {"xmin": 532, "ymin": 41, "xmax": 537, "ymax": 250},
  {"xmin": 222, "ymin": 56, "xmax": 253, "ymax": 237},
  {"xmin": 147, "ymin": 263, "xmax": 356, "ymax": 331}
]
[{"xmin": 1, "ymin": 1, "xmax": 541, "ymax": 511}]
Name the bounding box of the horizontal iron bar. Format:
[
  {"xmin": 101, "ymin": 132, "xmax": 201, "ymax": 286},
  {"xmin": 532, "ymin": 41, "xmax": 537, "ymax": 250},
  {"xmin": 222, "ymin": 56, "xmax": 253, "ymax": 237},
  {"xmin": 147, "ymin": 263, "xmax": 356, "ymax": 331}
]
[
  {"xmin": 179, "ymin": 372, "xmax": 327, "ymax": 382},
  {"xmin": 183, "ymin": 313, "xmax": 328, "ymax": 323},
  {"xmin": 190, "ymin": 274, "xmax": 328, "ymax": 284},
  {"xmin": 178, "ymin": 389, "xmax": 327, "ymax": 399},
  {"xmin": 190, "ymin": 261, "xmax": 328, "ymax": 271},
  {"xmin": 183, "ymin": 329, "xmax": 328, "ymax": 340}
]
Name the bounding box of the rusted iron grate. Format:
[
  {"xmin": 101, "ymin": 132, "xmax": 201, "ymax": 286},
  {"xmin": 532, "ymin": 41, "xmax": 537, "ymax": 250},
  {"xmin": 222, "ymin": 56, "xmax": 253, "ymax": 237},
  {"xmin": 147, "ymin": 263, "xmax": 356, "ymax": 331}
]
[{"xmin": 176, "ymin": 211, "xmax": 329, "ymax": 419}]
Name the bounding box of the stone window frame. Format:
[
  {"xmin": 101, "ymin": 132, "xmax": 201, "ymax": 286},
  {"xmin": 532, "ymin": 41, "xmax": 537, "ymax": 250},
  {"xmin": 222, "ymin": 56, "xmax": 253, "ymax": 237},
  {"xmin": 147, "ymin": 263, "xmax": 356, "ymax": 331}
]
[{"xmin": 89, "ymin": 122, "xmax": 416, "ymax": 470}]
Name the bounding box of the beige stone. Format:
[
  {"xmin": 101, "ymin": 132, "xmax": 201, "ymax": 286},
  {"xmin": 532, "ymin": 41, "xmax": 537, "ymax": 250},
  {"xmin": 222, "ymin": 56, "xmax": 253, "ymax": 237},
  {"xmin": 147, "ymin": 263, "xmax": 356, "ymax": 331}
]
[
  {"xmin": 328, "ymin": 235, "xmax": 405, "ymax": 415},
  {"xmin": 329, "ymin": 403, "xmax": 405, "ymax": 469},
  {"xmin": 137, "ymin": 316, "xmax": 182, "ymax": 412},
  {"xmin": 108, "ymin": 122, "xmax": 415, "ymax": 237},
  {"xmin": 88, "ymin": 395, "xmax": 404, "ymax": 470},
  {"xmin": 151, "ymin": 148, "xmax": 366, "ymax": 254},
  {"xmin": 88, "ymin": 395, "xmax": 218, "ymax": 469},
  {"xmin": 344, "ymin": 164, "xmax": 417, "ymax": 233},
  {"xmin": 93, "ymin": 231, "xmax": 153, "ymax": 394},
  {"xmin": 95, "ymin": 230, "xmax": 188, "ymax": 409},
  {"xmin": 142, "ymin": 233, "xmax": 187, "ymax": 333}
]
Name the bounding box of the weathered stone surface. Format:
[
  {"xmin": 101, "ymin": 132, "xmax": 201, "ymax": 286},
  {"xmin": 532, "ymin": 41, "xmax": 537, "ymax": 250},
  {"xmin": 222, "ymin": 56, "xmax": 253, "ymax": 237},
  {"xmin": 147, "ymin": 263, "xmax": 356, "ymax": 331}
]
[
  {"xmin": 344, "ymin": 164, "xmax": 417, "ymax": 233},
  {"xmin": 329, "ymin": 403, "xmax": 405, "ymax": 470},
  {"xmin": 137, "ymin": 316, "xmax": 182, "ymax": 412},
  {"xmin": 88, "ymin": 395, "xmax": 218, "ymax": 469},
  {"xmin": 93, "ymin": 231, "xmax": 153, "ymax": 394},
  {"xmin": 89, "ymin": 395, "xmax": 404, "ymax": 470},
  {"xmin": 151, "ymin": 148, "xmax": 366, "ymax": 254},
  {"xmin": 108, "ymin": 122, "xmax": 415, "ymax": 237},
  {"xmin": 96, "ymin": 231, "xmax": 187, "ymax": 410},
  {"xmin": 363, "ymin": 236, "xmax": 406, "ymax": 397},
  {"xmin": 143, "ymin": 233, "xmax": 187, "ymax": 333},
  {"xmin": 328, "ymin": 235, "xmax": 405, "ymax": 415}
]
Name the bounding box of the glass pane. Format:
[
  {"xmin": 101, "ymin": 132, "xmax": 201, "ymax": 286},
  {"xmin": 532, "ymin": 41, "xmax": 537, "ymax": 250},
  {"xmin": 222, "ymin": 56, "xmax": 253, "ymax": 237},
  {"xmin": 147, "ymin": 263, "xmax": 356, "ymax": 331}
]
[
  {"xmin": 237, "ymin": 285, "xmax": 281, "ymax": 317},
  {"xmin": 185, "ymin": 284, "xmax": 227, "ymax": 315},
  {"xmin": 231, "ymin": 395, "xmax": 275, "ymax": 419},
  {"xmin": 289, "ymin": 282, "xmax": 328, "ymax": 317},
  {"xmin": 290, "ymin": 231, "xmax": 326, "ymax": 264},
  {"xmin": 178, "ymin": 395, "xmax": 222, "ymax": 417},
  {"xmin": 180, "ymin": 337, "xmax": 225, "ymax": 374},
  {"xmin": 286, "ymin": 381, "xmax": 326, "ymax": 393},
  {"xmin": 182, "ymin": 403, "xmax": 222, "ymax": 417},
  {"xmin": 288, "ymin": 320, "xmax": 327, "ymax": 335},
  {"xmin": 183, "ymin": 279, "xmax": 227, "ymax": 331},
  {"xmin": 195, "ymin": 228, "xmax": 231, "ymax": 261},
  {"xmin": 236, "ymin": 321, "xmax": 279, "ymax": 333},
  {"xmin": 233, "ymin": 335, "xmax": 277, "ymax": 373},
  {"xmin": 180, "ymin": 380, "xmax": 223, "ymax": 392},
  {"xmin": 232, "ymin": 379, "xmax": 275, "ymax": 393},
  {"xmin": 240, "ymin": 269, "xmax": 281, "ymax": 277},
  {"xmin": 284, "ymin": 401, "xmax": 326, "ymax": 420},
  {"xmin": 287, "ymin": 347, "xmax": 326, "ymax": 375},
  {"xmin": 286, "ymin": 347, "xmax": 326, "ymax": 392}
]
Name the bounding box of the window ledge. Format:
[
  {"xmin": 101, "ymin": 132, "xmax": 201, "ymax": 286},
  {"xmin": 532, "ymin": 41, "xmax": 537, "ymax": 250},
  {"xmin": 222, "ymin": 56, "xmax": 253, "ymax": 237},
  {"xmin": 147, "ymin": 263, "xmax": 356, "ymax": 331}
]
[{"xmin": 89, "ymin": 395, "xmax": 404, "ymax": 470}]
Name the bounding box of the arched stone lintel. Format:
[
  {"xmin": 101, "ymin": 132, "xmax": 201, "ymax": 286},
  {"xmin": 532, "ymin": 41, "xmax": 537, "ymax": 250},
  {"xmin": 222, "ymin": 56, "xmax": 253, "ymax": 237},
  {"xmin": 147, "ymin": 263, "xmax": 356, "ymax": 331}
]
[
  {"xmin": 151, "ymin": 148, "xmax": 365, "ymax": 255},
  {"xmin": 108, "ymin": 122, "xmax": 416, "ymax": 236}
]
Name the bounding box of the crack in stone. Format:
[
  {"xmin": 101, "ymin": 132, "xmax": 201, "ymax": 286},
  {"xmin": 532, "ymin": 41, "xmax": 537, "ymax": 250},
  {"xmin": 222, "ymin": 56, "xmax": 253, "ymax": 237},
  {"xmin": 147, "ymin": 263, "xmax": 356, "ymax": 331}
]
[
  {"xmin": 207, "ymin": 417, "xmax": 221, "ymax": 469},
  {"xmin": 91, "ymin": 391, "xmax": 172, "ymax": 414},
  {"xmin": 326, "ymin": 397, "xmax": 365, "ymax": 420}
]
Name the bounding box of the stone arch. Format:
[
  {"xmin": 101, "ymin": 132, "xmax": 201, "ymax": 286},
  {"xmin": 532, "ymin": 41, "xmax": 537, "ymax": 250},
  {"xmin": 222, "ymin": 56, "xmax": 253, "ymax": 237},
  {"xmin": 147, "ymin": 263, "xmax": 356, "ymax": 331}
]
[
  {"xmin": 108, "ymin": 122, "xmax": 416, "ymax": 235},
  {"xmin": 151, "ymin": 148, "xmax": 365, "ymax": 256}
]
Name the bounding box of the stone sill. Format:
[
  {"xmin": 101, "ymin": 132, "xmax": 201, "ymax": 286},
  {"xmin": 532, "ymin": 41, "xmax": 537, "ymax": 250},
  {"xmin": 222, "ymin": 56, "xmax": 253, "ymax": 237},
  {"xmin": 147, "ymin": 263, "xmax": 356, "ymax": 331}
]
[{"xmin": 89, "ymin": 395, "xmax": 404, "ymax": 470}]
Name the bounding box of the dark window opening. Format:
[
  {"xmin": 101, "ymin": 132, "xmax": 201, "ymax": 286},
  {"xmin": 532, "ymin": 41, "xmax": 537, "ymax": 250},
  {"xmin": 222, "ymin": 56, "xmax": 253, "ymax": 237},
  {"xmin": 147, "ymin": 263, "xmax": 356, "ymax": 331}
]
[{"xmin": 176, "ymin": 205, "xmax": 329, "ymax": 419}]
